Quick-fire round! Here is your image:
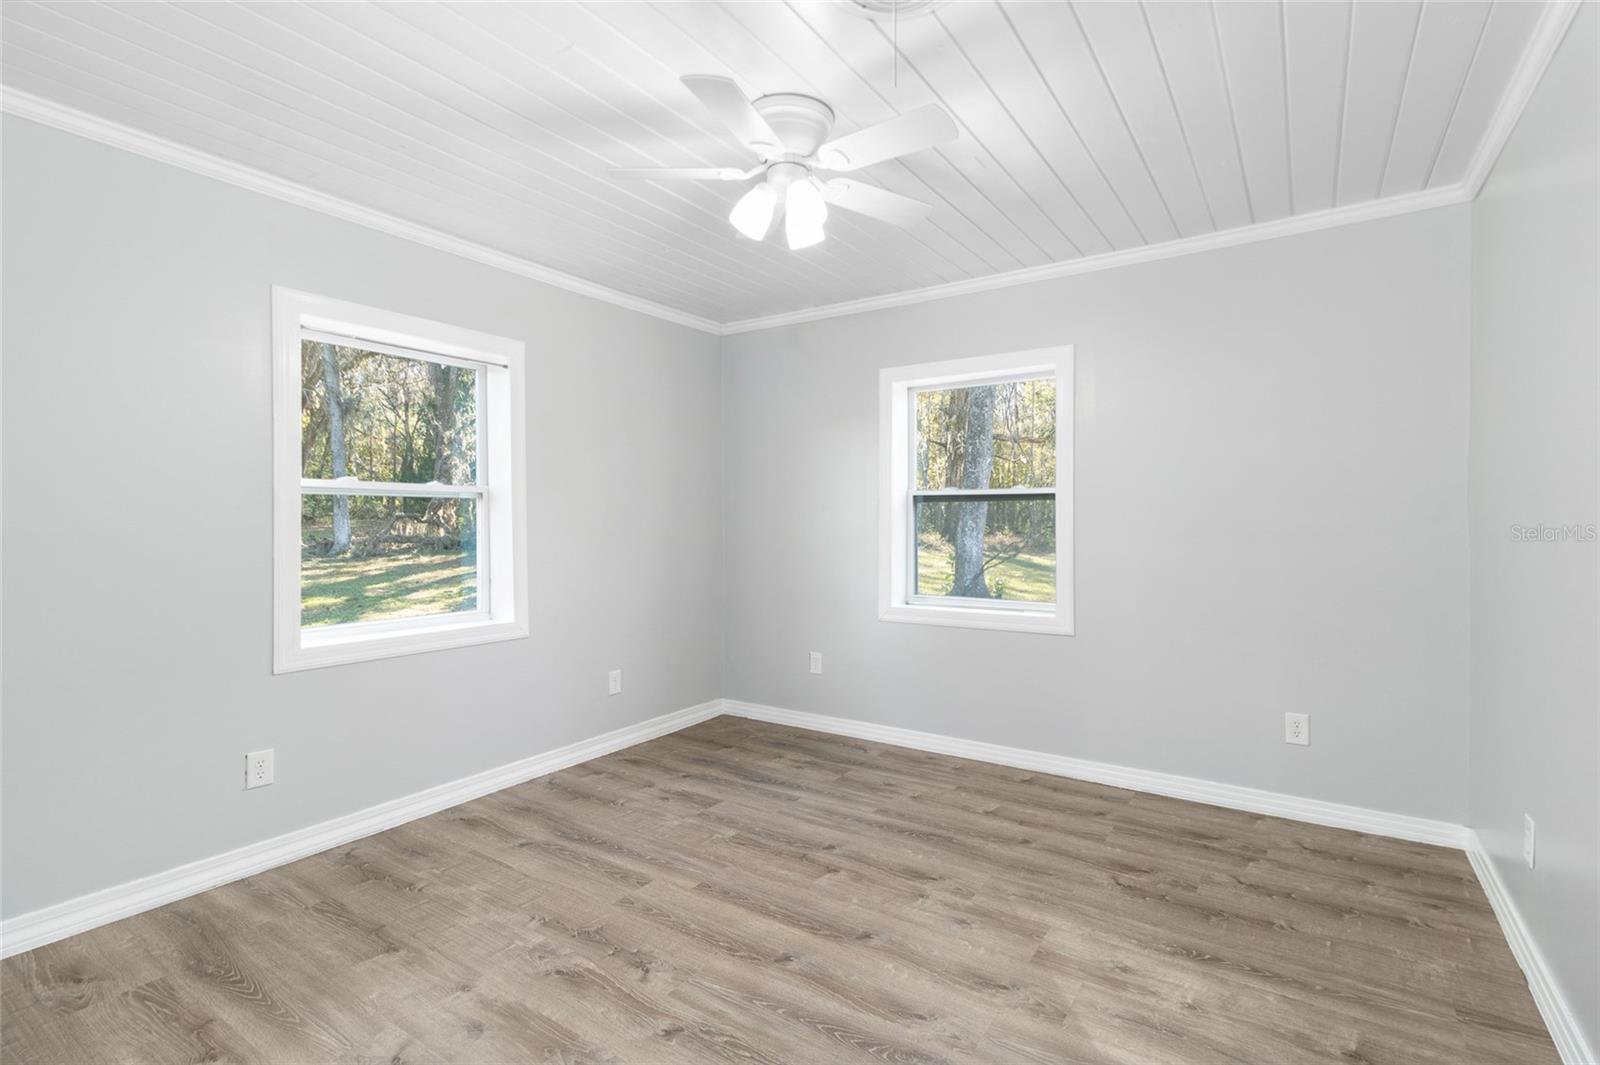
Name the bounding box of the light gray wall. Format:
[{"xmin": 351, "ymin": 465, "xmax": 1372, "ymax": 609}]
[
  {"xmin": 1468, "ymin": 5, "xmax": 1599, "ymax": 1052},
  {"xmin": 0, "ymin": 117, "xmax": 723, "ymax": 917},
  {"xmin": 722, "ymin": 206, "xmax": 1473, "ymax": 823}
]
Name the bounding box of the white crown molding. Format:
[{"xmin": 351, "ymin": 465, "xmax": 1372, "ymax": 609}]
[
  {"xmin": 722, "ymin": 700, "xmax": 1469, "ymax": 848},
  {"xmin": 0, "ymin": 88, "xmax": 723, "ymax": 337},
  {"xmin": 718, "ymin": 185, "xmax": 1473, "ymax": 334},
  {"xmin": 0, "ymin": 86, "xmax": 1470, "ymax": 341},
  {"xmin": 0, "ymin": 699, "xmax": 723, "ymax": 959},
  {"xmin": 1465, "ymin": 834, "xmax": 1597, "ymax": 1065},
  {"xmin": 1461, "ymin": 0, "xmax": 1585, "ymax": 198},
  {"xmin": 2, "ymin": 0, "xmax": 1578, "ymax": 342}
]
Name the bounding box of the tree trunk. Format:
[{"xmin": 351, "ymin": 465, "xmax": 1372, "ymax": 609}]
[
  {"xmin": 939, "ymin": 389, "xmax": 969, "ymax": 545},
  {"xmin": 319, "ymin": 344, "xmax": 351, "ymax": 554},
  {"xmin": 951, "ymin": 385, "xmax": 996, "ymax": 598},
  {"xmin": 427, "ymin": 364, "xmax": 472, "ymax": 543}
]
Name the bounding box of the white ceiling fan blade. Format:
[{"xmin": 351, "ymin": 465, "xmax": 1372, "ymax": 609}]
[
  {"xmin": 607, "ymin": 166, "xmax": 757, "ymax": 181},
  {"xmin": 822, "ymin": 180, "xmax": 933, "ymax": 226},
  {"xmin": 815, "ymin": 105, "xmax": 958, "ymax": 171},
  {"xmin": 680, "ymin": 75, "xmax": 782, "ymax": 155}
]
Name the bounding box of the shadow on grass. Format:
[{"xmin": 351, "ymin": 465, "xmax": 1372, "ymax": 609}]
[
  {"xmin": 916, "ymin": 542, "xmax": 1055, "ymax": 602},
  {"xmin": 302, "ymin": 550, "xmax": 477, "ymax": 627}
]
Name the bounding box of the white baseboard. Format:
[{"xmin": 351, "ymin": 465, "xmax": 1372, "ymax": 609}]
[
  {"xmin": 722, "ymin": 700, "xmax": 1469, "ymax": 849},
  {"xmin": 20, "ymin": 690, "xmax": 1586, "ymax": 1065},
  {"xmin": 0, "ymin": 699, "xmax": 723, "ymax": 959},
  {"xmin": 1466, "ymin": 834, "xmax": 1597, "ymax": 1065}
]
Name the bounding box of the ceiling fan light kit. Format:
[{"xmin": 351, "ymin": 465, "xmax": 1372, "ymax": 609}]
[
  {"xmin": 783, "ymin": 175, "xmax": 828, "ymax": 251},
  {"xmin": 729, "ymin": 165, "xmax": 829, "ymax": 250},
  {"xmin": 729, "ymin": 182, "xmax": 777, "ymax": 241},
  {"xmin": 608, "ymin": 75, "xmax": 958, "ymax": 252}
]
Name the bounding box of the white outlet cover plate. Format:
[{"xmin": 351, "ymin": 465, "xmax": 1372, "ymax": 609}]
[
  {"xmin": 1523, "ymin": 814, "xmax": 1536, "ymax": 868},
  {"xmin": 245, "ymin": 748, "xmax": 274, "ymax": 789},
  {"xmin": 809, "ymin": 652, "xmax": 822, "ymax": 674},
  {"xmin": 608, "ymin": 669, "xmax": 622, "ymax": 695},
  {"xmin": 1284, "ymin": 712, "xmax": 1309, "ymax": 746}
]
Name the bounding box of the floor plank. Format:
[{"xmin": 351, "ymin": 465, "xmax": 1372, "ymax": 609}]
[{"xmin": 1, "ymin": 718, "xmax": 1559, "ymax": 1064}]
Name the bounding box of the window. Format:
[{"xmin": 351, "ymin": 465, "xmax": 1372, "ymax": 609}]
[
  {"xmin": 879, "ymin": 347, "xmax": 1073, "ymax": 635},
  {"xmin": 273, "ymin": 288, "xmax": 527, "ymax": 672}
]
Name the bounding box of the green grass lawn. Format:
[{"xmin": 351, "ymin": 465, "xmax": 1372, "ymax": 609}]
[
  {"xmin": 917, "ymin": 540, "xmax": 1055, "ymax": 602},
  {"xmin": 301, "ymin": 549, "xmax": 477, "ymax": 627}
]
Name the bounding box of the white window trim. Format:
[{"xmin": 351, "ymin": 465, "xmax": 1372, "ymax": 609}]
[
  {"xmin": 878, "ymin": 346, "xmax": 1074, "ymax": 636},
  {"xmin": 272, "ymin": 287, "xmax": 529, "ymax": 672}
]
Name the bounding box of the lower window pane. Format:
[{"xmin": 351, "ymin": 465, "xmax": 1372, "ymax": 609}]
[
  {"xmin": 301, "ymin": 495, "xmax": 478, "ymax": 627},
  {"xmin": 914, "ymin": 498, "xmax": 1055, "ymax": 603}
]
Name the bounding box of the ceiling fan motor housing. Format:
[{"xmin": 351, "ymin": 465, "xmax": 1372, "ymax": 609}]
[
  {"xmin": 751, "ymin": 93, "xmax": 836, "ymax": 159},
  {"xmin": 762, "ymin": 161, "xmax": 811, "ymax": 194}
]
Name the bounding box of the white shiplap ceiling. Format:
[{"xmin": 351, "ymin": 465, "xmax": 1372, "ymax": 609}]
[{"xmin": 0, "ymin": 1, "xmax": 1570, "ymax": 328}]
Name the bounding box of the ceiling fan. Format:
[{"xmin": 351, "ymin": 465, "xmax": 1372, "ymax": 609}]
[{"xmin": 609, "ymin": 76, "xmax": 958, "ymax": 250}]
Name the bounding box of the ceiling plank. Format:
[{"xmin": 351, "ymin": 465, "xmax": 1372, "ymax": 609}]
[
  {"xmin": 1336, "ymin": 0, "xmax": 1424, "ymax": 205},
  {"xmin": 1382, "ymin": 1, "xmax": 1494, "ymax": 196},
  {"xmin": 1427, "ymin": 0, "xmax": 1545, "ymax": 186},
  {"xmin": 896, "ymin": 6, "xmax": 1106, "ymax": 258},
  {"xmin": 929, "ymin": 2, "xmax": 1142, "ymax": 251},
  {"xmin": 1142, "ymin": 0, "xmax": 1253, "ymax": 232},
  {"xmin": 1283, "ymin": 0, "xmax": 1353, "ymax": 215},
  {"xmin": 1211, "ymin": 0, "xmax": 1294, "ymax": 222},
  {"xmin": 1075, "ymin": 0, "xmax": 1219, "ymax": 238},
  {"xmin": 999, "ymin": 0, "xmax": 1180, "ymax": 246}
]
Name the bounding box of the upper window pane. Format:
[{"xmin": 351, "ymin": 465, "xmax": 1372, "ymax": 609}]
[
  {"xmin": 915, "ymin": 377, "xmax": 1056, "ymax": 491},
  {"xmin": 301, "ymin": 340, "xmax": 478, "ymax": 484}
]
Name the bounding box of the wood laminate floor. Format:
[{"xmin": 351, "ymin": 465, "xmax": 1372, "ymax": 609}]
[{"xmin": 2, "ymin": 717, "xmax": 1558, "ymax": 1064}]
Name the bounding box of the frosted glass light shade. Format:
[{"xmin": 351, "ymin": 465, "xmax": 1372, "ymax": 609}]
[
  {"xmin": 729, "ymin": 183, "xmax": 777, "ymax": 240},
  {"xmin": 785, "ymin": 179, "xmax": 828, "ymax": 249}
]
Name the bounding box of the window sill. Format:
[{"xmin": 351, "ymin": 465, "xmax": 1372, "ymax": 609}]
[
  {"xmin": 878, "ymin": 603, "xmax": 1074, "ymax": 636},
  {"xmin": 276, "ymin": 617, "xmax": 529, "ymax": 673}
]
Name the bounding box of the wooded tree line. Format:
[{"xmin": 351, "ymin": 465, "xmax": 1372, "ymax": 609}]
[
  {"xmin": 301, "ymin": 342, "xmax": 478, "ymax": 558},
  {"xmin": 915, "ymin": 379, "xmax": 1056, "ymax": 598}
]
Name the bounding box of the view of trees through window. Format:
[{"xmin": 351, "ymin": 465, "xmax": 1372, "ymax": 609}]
[
  {"xmin": 914, "ymin": 377, "xmax": 1056, "ymax": 603},
  {"xmin": 300, "ymin": 340, "xmax": 480, "ymax": 627}
]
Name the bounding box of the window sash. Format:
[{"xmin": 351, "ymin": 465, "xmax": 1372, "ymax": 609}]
[
  {"xmin": 905, "ymin": 592, "xmax": 1057, "ymax": 613},
  {"xmin": 300, "ymin": 327, "xmax": 495, "ymax": 372},
  {"xmin": 297, "ymin": 486, "xmax": 492, "ymax": 631},
  {"xmin": 904, "ymin": 495, "xmax": 1060, "ymax": 612},
  {"xmin": 909, "ymin": 368, "xmax": 1047, "ymax": 398},
  {"xmin": 299, "ymin": 479, "xmax": 486, "ymax": 498},
  {"xmin": 298, "ymin": 329, "xmax": 493, "ymax": 636},
  {"xmin": 901, "ymin": 368, "xmax": 1061, "ymax": 617},
  {"xmin": 910, "ymin": 488, "xmax": 1055, "ymax": 500}
]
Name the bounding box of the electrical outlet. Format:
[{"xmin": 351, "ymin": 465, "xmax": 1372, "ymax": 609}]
[
  {"xmin": 608, "ymin": 669, "xmax": 623, "ymax": 696},
  {"xmin": 245, "ymin": 749, "xmax": 274, "ymax": 790},
  {"xmin": 1524, "ymin": 814, "xmax": 1536, "ymax": 869},
  {"xmin": 809, "ymin": 651, "xmax": 822, "ymax": 675},
  {"xmin": 1284, "ymin": 712, "xmax": 1309, "ymax": 746}
]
